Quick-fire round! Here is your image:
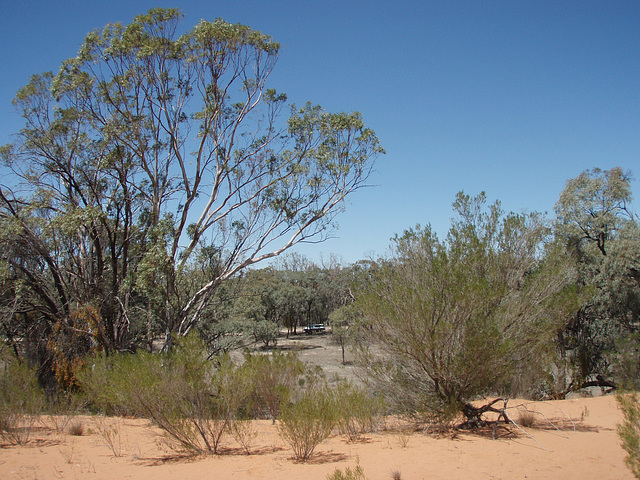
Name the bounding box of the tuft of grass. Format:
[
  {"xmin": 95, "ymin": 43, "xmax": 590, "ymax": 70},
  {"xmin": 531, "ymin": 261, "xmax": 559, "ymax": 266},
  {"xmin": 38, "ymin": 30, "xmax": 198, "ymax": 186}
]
[
  {"xmin": 68, "ymin": 421, "xmax": 85, "ymax": 436},
  {"xmin": 396, "ymin": 432, "xmax": 411, "ymax": 448},
  {"xmin": 390, "ymin": 469, "xmax": 402, "ymax": 480},
  {"xmin": 516, "ymin": 410, "xmax": 537, "ymax": 428},
  {"xmin": 327, "ymin": 461, "xmax": 366, "ymax": 480}
]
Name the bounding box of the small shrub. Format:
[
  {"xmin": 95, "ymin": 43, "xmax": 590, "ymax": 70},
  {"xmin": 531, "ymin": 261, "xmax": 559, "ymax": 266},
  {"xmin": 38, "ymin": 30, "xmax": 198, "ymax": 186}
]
[
  {"xmin": 334, "ymin": 381, "xmax": 385, "ymax": 441},
  {"xmin": 41, "ymin": 392, "xmax": 84, "ymax": 433},
  {"xmin": 396, "ymin": 432, "xmax": 410, "ymax": 449},
  {"xmin": 68, "ymin": 421, "xmax": 85, "ymax": 436},
  {"xmin": 390, "ymin": 470, "xmax": 402, "ymax": 480},
  {"xmin": 618, "ymin": 391, "xmax": 640, "ymax": 479},
  {"xmin": 516, "ymin": 409, "xmax": 537, "ymax": 428},
  {"xmin": 0, "ymin": 349, "xmax": 44, "ymax": 445},
  {"xmin": 95, "ymin": 416, "xmax": 126, "ymax": 457},
  {"xmin": 327, "ymin": 461, "xmax": 366, "ymax": 480},
  {"xmin": 241, "ymin": 351, "xmax": 307, "ymax": 421},
  {"xmin": 79, "ymin": 333, "xmax": 250, "ymax": 454},
  {"xmin": 278, "ymin": 387, "xmax": 338, "ymax": 461},
  {"xmin": 229, "ymin": 419, "xmax": 257, "ymax": 455}
]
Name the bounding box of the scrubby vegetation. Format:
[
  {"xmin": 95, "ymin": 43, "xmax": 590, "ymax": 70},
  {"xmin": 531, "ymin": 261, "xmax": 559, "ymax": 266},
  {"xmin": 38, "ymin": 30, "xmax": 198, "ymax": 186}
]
[
  {"xmin": 0, "ymin": 8, "xmax": 638, "ymax": 472},
  {"xmin": 0, "ymin": 167, "xmax": 638, "ymax": 466},
  {"xmin": 618, "ymin": 391, "xmax": 640, "ymax": 478}
]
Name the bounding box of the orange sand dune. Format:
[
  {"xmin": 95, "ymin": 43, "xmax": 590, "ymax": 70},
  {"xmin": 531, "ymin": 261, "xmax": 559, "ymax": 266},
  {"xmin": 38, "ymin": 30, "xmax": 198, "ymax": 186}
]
[{"xmin": 0, "ymin": 395, "xmax": 633, "ymax": 480}]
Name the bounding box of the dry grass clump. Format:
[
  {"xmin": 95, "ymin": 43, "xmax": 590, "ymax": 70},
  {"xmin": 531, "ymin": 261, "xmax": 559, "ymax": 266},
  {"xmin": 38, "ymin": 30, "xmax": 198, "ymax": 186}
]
[
  {"xmin": 516, "ymin": 409, "xmax": 537, "ymax": 428},
  {"xmin": 68, "ymin": 421, "xmax": 85, "ymax": 436}
]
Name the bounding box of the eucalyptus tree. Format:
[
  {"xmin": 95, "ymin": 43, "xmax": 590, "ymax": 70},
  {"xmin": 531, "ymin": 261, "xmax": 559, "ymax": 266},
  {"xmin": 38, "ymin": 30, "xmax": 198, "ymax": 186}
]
[
  {"xmin": 555, "ymin": 167, "xmax": 640, "ymax": 387},
  {"xmin": 0, "ymin": 8, "xmax": 383, "ymax": 359},
  {"xmin": 354, "ymin": 192, "xmax": 576, "ymax": 425}
]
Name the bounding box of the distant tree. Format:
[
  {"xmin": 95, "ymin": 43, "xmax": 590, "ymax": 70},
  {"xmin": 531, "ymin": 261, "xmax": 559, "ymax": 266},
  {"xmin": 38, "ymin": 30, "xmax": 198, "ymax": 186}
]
[
  {"xmin": 354, "ymin": 192, "xmax": 576, "ymax": 426},
  {"xmin": 329, "ymin": 304, "xmax": 359, "ymax": 365},
  {"xmin": 555, "ymin": 167, "xmax": 640, "ymax": 388},
  {"xmin": 0, "ymin": 8, "xmax": 383, "ymax": 364}
]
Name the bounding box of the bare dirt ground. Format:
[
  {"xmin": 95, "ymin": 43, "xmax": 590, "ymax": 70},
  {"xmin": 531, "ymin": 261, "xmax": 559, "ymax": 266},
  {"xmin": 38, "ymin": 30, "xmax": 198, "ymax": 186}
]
[{"xmin": 1, "ymin": 332, "xmax": 634, "ymax": 480}]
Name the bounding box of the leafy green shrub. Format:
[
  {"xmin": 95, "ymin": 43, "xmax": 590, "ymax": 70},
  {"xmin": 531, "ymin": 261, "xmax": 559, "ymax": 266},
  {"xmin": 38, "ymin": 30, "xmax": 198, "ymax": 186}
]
[
  {"xmin": 334, "ymin": 381, "xmax": 385, "ymax": 441},
  {"xmin": 278, "ymin": 387, "xmax": 338, "ymax": 461},
  {"xmin": 79, "ymin": 333, "xmax": 249, "ymax": 454},
  {"xmin": 618, "ymin": 391, "xmax": 640, "ymax": 478},
  {"xmin": 251, "ymin": 320, "xmax": 280, "ymax": 349},
  {"xmin": 0, "ymin": 350, "xmax": 44, "ymax": 445}
]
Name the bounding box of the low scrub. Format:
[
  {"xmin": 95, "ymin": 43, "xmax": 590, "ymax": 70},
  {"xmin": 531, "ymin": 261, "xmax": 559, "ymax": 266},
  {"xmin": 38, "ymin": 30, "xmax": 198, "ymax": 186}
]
[
  {"xmin": 334, "ymin": 381, "xmax": 385, "ymax": 441},
  {"xmin": 327, "ymin": 461, "xmax": 366, "ymax": 480},
  {"xmin": 79, "ymin": 334, "xmax": 248, "ymax": 454},
  {"xmin": 242, "ymin": 351, "xmax": 307, "ymax": 421},
  {"xmin": 278, "ymin": 387, "xmax": 339, "ymax": 461},
  {"xmin": 618, "ymin": 391, "xmax": 640, "ymax": 479},
  {"xmin": 0, "ymin": 349, "xmax": 45, "ymax": 445}
]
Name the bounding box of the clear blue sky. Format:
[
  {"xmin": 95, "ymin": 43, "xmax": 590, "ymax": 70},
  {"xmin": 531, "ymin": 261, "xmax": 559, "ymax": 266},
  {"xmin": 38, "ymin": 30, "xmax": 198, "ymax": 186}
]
[{"xmin": 1, "ymin": 1, "xmax": 639, "ymax": 264}]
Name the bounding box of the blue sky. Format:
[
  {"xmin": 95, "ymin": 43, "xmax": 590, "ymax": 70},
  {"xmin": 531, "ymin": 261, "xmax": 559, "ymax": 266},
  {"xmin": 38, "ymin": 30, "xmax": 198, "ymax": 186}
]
[{"xmin": 1, "ymin": 1, "xmax": 639, "ymax": 264}]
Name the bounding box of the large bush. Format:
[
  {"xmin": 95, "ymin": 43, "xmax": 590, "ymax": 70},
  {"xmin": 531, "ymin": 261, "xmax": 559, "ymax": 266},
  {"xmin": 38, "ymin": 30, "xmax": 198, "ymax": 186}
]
[{"xmin": 354, "ymin": 192, "xmax": 576, "ymax": 425}]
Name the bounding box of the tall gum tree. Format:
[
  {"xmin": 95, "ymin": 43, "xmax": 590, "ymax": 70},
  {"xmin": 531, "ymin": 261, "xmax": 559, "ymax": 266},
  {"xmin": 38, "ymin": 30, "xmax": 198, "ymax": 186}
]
[{"xmin": 0, "ymin": 8, "xmax": 384, "ymax": 355}]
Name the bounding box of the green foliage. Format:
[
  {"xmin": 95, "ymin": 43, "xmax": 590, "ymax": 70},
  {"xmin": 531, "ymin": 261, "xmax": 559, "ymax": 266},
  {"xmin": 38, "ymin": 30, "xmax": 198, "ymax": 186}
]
[
  {"xmin": 251, "ymin": 320, "xmax": 280, "ymax": 349},
  {"xmin": 0, "ymin": 349, "xmax": 45, "ymax": 445},
  {"xmin": 618, "ymin": 391, "xmax": 640, "ymax": 478},
  {"xmin": 327, "ymin": 461, "xmax": 366, "ymax": 480},
  {"xmin": 278, "ymin": 386, "xmax": 339, "ymax": 461},
  {"xmin": 555, "ymin": 167, "xmax": 639, "ymax": 387},
  {"xmin": 1, "ymin": 6, "xmax": 382, "ymax": 374},
  {"xmin": 354, "ymin": 192, "xmax": 576, "ymax": 423},
  {"xmin": 334, "ymin": 381, "xmax": 385, "ymax": 441},
  {"xmin": 242, "ymin": 350, "xmax": 307, "ymax": 420},
  {"xmin": 79, "ymin": 334, "xmax": 249, "ymax": 454},
  {"xmin": 329, "ymin": 304, "xmax": 360, "ymax": 364}
]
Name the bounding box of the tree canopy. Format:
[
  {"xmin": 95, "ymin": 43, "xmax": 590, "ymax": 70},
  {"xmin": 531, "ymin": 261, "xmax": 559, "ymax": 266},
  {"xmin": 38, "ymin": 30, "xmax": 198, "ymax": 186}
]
[
  {"xmin": 0, "ymin": 8, "xmax": 383, "ymax": 377},
  {"xmin": 554, "ymin": 167, "xmax": 640, "ymax": 387}
]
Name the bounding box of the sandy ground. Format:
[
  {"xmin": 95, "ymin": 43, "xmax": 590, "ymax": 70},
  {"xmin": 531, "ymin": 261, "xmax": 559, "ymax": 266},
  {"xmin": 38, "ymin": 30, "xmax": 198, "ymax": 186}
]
[{"xmin": 0, "ymin": 395, "xmax": 634, "ymax": 480}]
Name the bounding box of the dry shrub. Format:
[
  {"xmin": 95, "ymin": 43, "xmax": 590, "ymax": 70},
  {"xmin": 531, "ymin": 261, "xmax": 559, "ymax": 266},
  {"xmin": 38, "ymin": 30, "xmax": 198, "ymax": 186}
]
[
  {"xmin": 41, "ymin": 392, "xmax": 84, "ymax": 433},
  {"xmin": 95, "ymin": 416, "xmax": 127, "ymax": 457},
  {"xmin": 79, "ymin": 334, "xmax": 249, "ymax": 454},
  {"xmin": 229, "ymin": 419, "xmax": 257, "ymax": 454},
  {"xmin": 68, "ymin": 421, "xmax": 85, "ymax": 436},
  {"xmin": 516, "ymin": 409, "xmax": 537, "ymax": 428},
  {"xmin": 242, "ymin": 351, "xmax": 307, "ymax": 421}
]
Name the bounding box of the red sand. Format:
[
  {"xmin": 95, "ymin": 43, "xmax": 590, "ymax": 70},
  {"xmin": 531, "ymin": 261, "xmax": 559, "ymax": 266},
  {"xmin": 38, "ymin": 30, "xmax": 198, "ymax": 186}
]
[{"xmin": 0, "ymin": 395, "xmax": 633, "ymax": 480}]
